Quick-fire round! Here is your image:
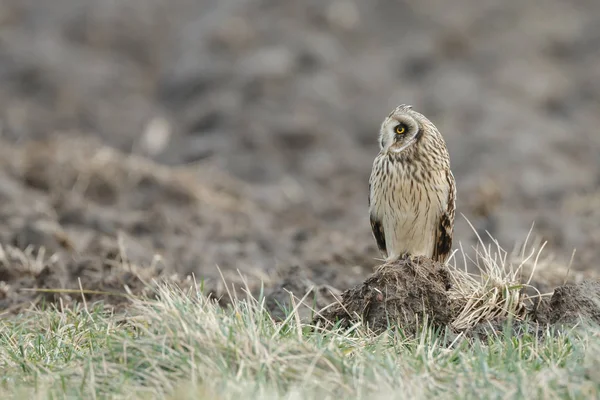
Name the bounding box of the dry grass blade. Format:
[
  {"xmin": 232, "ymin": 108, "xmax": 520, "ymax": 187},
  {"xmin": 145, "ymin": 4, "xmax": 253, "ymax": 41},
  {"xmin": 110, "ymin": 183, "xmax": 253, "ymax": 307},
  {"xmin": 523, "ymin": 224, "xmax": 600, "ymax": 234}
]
[{"xmin": 448, "ymin": 216, "xmax": 546, "ymax": 331}]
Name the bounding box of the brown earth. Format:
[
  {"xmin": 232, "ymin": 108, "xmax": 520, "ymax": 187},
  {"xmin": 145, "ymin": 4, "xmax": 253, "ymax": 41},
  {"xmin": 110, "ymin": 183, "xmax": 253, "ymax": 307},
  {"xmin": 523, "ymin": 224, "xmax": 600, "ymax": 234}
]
[
  {"xmin": 535, "ymin": 280, "xmax": 600, "ymax": 327},
  {"xmin": 0, "ymin": 1, "xmax": 599, "ymax": 325},
  {"xmin": 0, "ymin": 135, "xmax": 370, "ymax": 314},
  {"xmin": 315, "ymin": 257, "xmax": 600, "ymax": 337},
  {"xmin": 314, "ymin": 257, "xmax": 454, "ymax": 335}
]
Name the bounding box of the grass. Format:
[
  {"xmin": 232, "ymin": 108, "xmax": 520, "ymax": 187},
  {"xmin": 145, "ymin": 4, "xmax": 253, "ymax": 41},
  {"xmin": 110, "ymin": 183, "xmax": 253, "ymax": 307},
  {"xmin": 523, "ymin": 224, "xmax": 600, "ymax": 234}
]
[
  {"xmin": 0, "ymin": 282, "xmax": 598, "ymax": 400},
  {"xmin": 447, "ymin": 222, "xmax": 542, "ymax": 331},
  {"xmin": 0, "ymin": 222, "xmax": 596, "ymax": 399}
]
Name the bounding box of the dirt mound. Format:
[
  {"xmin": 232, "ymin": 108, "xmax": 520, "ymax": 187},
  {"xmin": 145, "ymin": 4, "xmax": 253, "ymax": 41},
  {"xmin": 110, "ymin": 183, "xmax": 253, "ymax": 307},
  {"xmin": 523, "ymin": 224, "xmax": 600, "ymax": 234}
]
[
  {"xmin": 534, "ymin": 281, "xmax": 600, "ymax": 326},
  {"xmin": 315, "ymin": 257, "xmax": 600, "ymax": 337},
  {"xmin": 315, "ymin": 257, "xmax": 454, "ymax": 334}
]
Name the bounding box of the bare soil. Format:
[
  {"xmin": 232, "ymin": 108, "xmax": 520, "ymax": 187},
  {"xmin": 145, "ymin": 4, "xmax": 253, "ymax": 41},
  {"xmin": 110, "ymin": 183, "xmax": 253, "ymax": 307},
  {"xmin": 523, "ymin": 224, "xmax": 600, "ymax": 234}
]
[
  {"xmin": 535, "ymin": 281, "xmax": 600, "ymax": 326},
  {"xmin": 0, "ymin": 135, "xmax": 371, "ymax": 314},
  {"xmin": 0, "ymin": 0, "xmax": 599, "ymax": 327}
]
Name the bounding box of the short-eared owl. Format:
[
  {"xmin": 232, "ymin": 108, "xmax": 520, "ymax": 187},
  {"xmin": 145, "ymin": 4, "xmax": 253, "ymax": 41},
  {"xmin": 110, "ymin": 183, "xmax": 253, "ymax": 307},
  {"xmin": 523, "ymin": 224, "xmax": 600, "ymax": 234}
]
[{"xmin": 368, "ymin": 104, "xmax": 456, "ymax": 263}]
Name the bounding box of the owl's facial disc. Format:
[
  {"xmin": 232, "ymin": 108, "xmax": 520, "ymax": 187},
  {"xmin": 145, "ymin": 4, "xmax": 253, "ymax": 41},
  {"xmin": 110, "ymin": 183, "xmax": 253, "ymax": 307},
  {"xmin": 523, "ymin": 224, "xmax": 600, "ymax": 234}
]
[
  {"xmin": 381, "ymin": 115, "xmax": 420, "ymax": 154},
  {"xmin": 390, "ymin": 134, "xmax": 417, "ymax": 153}
]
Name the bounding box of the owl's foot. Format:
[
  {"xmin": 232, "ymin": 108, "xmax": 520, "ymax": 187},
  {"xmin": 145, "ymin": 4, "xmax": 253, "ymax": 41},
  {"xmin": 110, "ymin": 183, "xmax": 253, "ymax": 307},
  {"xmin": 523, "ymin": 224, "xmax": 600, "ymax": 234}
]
[{"xmin": 384, "ymin": 252, "xmax": 412, "ymax": 264}]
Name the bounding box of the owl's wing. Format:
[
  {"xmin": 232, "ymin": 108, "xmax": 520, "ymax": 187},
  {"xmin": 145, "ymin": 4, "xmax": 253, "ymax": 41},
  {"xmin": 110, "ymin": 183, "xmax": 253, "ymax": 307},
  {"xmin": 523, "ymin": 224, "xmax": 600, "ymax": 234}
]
[
  {"xmin": 432, "ymin": 170, "xmax": 456, "ymax": 263},
  {"xmin": 370, "ymin": 214, "xmax": 387, "ymax": 257},
  {"xmin": 369, "ymin": 182, "xmax": 387, "ymax": 257}
]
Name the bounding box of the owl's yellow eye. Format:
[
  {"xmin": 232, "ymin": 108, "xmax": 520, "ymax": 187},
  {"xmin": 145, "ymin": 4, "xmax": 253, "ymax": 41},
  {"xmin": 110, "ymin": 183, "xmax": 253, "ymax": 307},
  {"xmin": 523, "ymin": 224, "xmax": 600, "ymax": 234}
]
[{"xmin": 395, "ymin": 124, "xmax": 406, "ymax": 135}]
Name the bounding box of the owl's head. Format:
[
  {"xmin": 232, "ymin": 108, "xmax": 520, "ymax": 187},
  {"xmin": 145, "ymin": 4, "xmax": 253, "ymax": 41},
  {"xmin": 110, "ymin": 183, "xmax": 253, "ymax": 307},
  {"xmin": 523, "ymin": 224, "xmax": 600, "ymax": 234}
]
[{"xmin": 378, "ymin": 104, "xmax": 439, "ymax": 154}]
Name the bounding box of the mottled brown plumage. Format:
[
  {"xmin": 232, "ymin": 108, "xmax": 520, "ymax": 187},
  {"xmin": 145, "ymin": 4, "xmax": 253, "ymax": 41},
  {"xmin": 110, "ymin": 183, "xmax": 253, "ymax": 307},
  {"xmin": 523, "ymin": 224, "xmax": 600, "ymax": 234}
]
[{"xmin": 368, "ymin": 104, "xmax": 456, "ymax": 263}]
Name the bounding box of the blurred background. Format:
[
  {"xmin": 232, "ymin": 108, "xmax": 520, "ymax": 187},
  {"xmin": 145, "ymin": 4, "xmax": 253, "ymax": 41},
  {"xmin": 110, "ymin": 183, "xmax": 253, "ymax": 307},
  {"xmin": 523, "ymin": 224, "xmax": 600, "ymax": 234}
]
[{"xmin": 0, "ymin": 0, "xmax": 599, "ymax": 304}]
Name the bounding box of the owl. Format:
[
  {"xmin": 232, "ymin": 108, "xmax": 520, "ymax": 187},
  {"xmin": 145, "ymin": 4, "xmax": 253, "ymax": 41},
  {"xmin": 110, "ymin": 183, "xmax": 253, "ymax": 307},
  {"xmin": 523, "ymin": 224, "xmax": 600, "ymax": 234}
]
[{"xmin": 368, "ymin": 104, "xmax": 456, "ymax": 264}]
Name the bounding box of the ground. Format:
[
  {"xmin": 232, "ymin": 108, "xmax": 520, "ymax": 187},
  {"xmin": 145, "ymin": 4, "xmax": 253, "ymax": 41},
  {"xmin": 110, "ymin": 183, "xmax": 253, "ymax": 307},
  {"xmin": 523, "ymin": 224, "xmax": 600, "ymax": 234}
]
[
  {"xmin": 0, "ymin": 2, "xmax": 600, "ymax": 396},
  {"xmin": 0, "ymin": 0, "xmax": 599, "ymax": 314}
]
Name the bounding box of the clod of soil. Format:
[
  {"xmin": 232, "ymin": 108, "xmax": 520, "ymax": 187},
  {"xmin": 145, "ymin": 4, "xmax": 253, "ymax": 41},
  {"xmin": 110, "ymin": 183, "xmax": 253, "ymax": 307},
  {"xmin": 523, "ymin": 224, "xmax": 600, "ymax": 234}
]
[
  {"xmin": 315, "ymin": 256, "xmax": 454, "ymax": 334},
  {"xmin": 534, "ymin": 281, "xmax": 600, "ymax": 326}
]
